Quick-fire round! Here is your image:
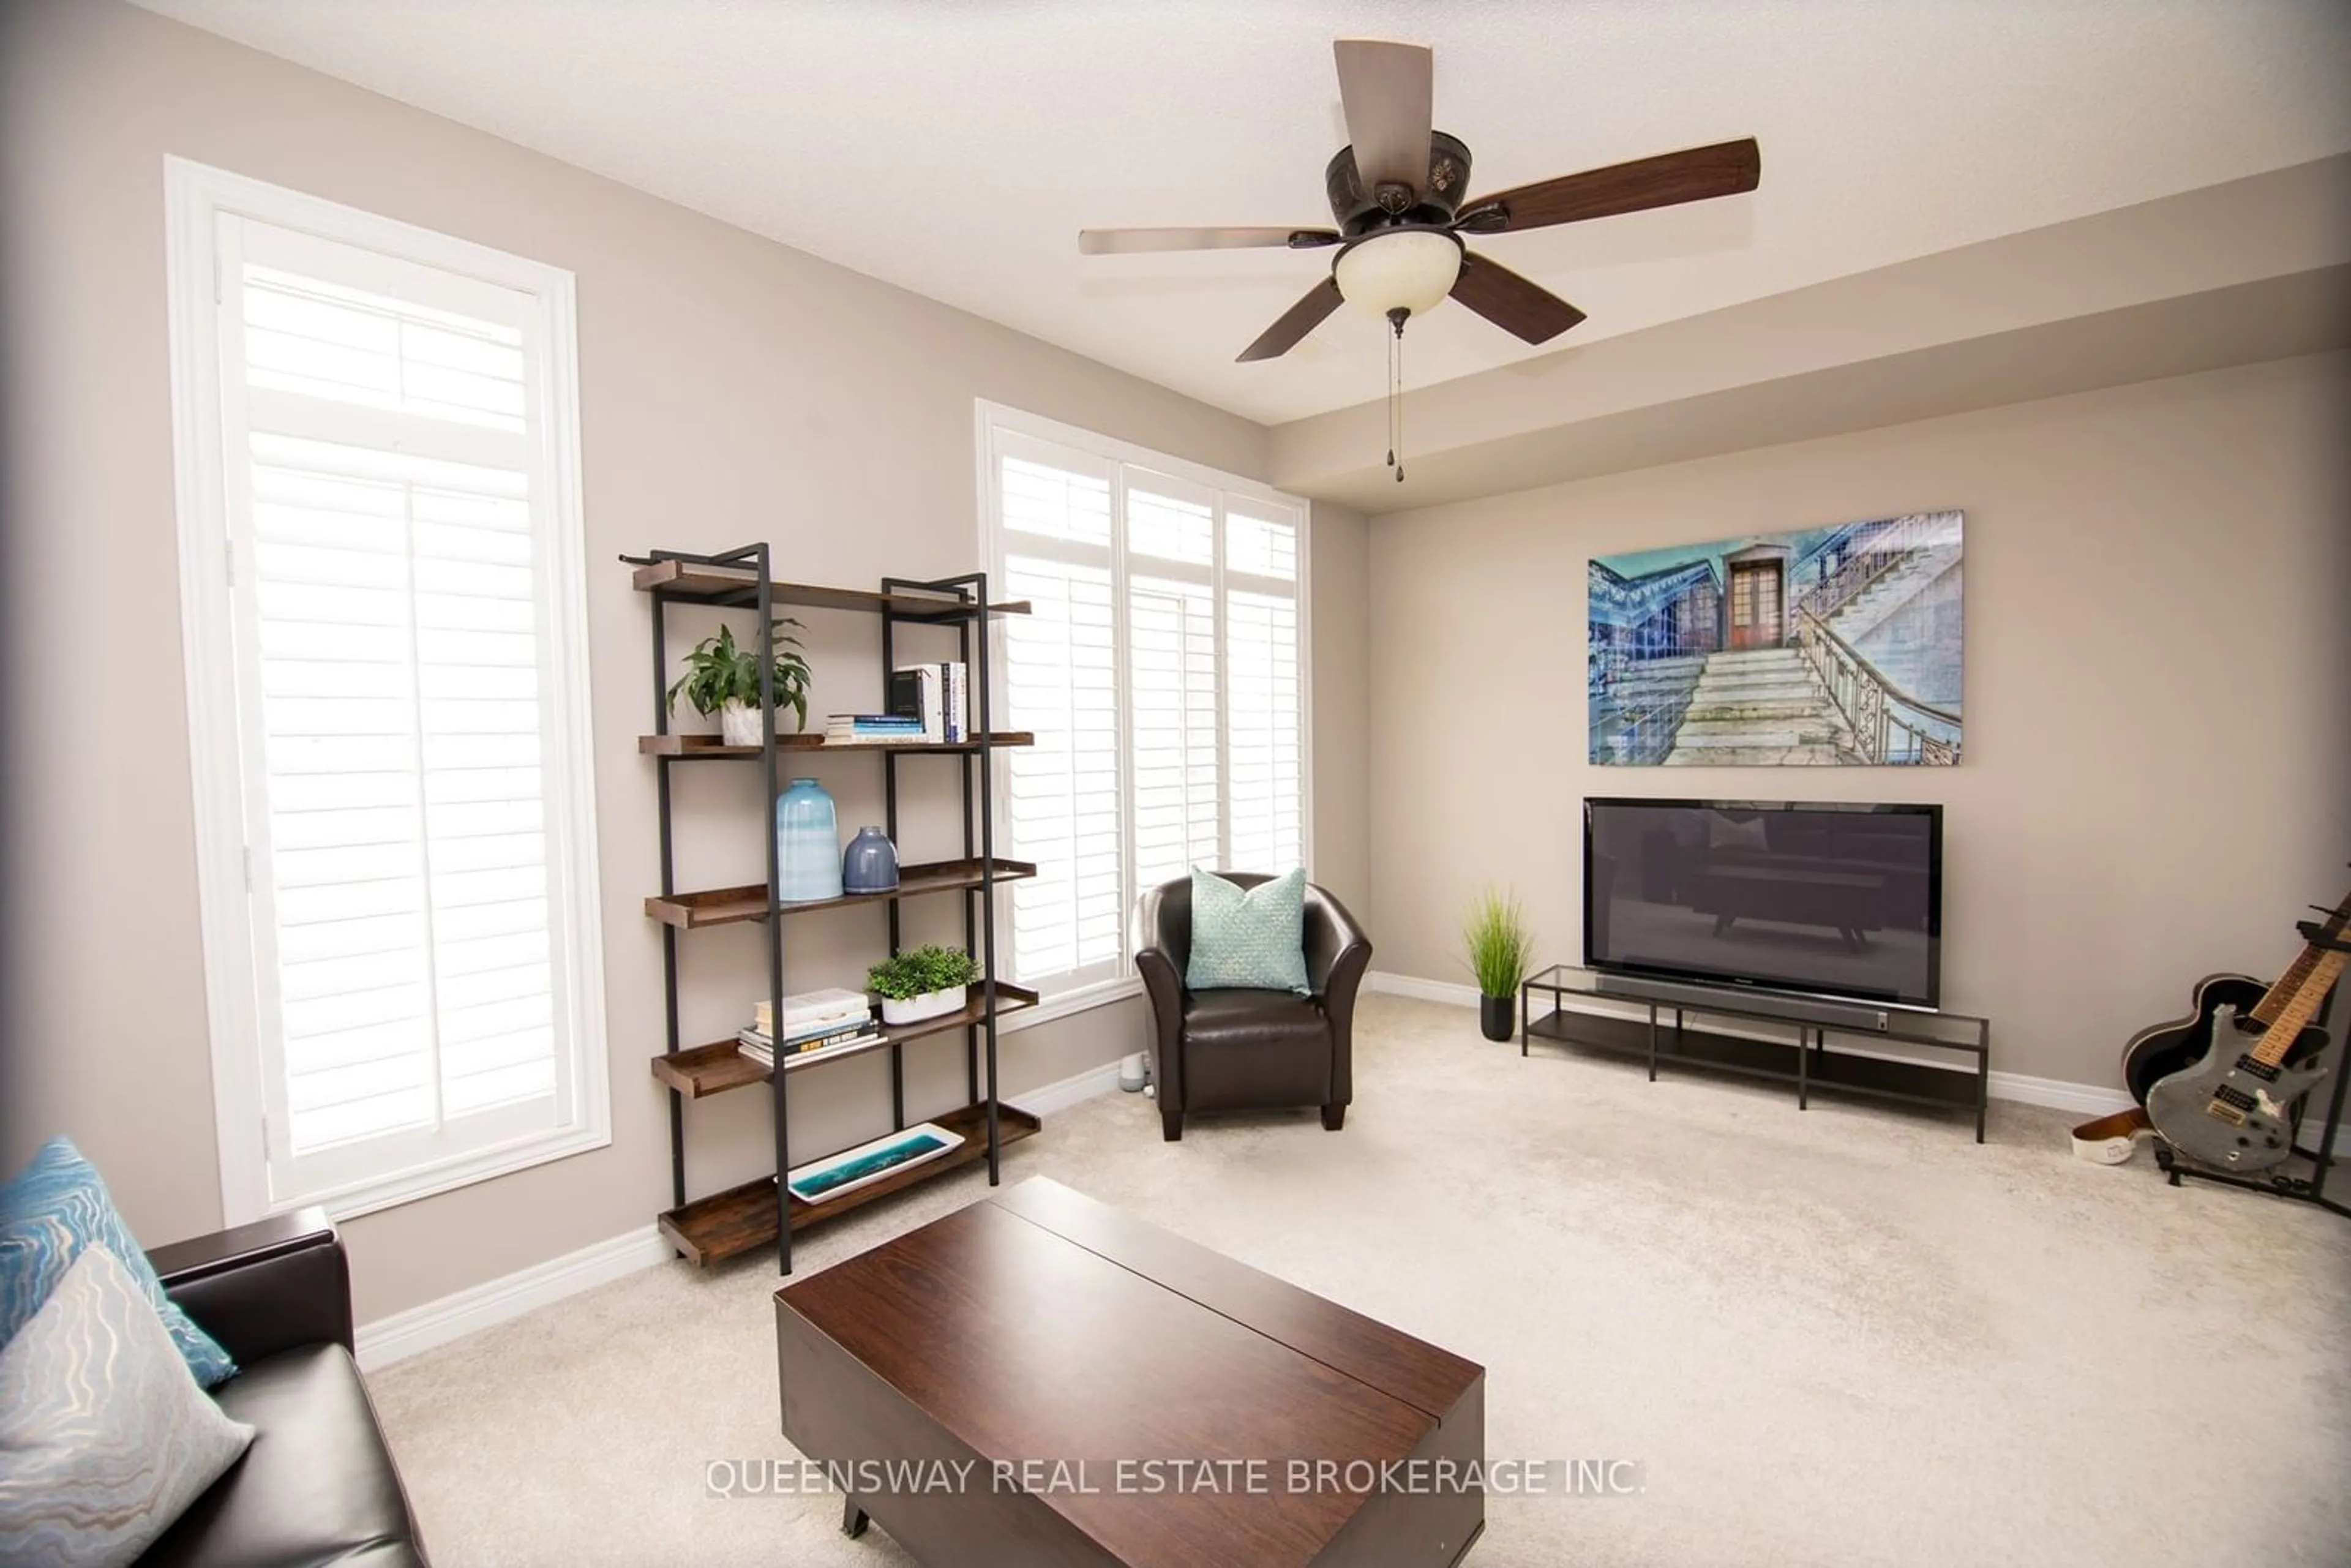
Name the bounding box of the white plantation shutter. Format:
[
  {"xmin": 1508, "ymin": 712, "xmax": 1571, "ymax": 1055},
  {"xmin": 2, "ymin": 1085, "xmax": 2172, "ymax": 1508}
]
[
  {"xmin": 1224, "ymin": 588, "xmax": 1302, "ymax": 871},
  {"xmin": 1223, "ymin": 501, "xmax": 1303, "ymax": 873},
  {"xmin": 1000, "ymin": 453, "xmax": 1113, "ymax": 547},
  {"xmin": 1002, "ymin": 553, "xmax": 1124, "ymax": 986},
  {"xmin": 1226, "ymin": 506, "xmax": 1300, "ymax": 579},
  {"xmin": 980, "ymin": 409, "xmax": 1308, "ymax": 1004},
  {"xmin": 998, "ymin": 441, "xmax": 1124, "ymax": 989},
  {"xmin": 247, "ymin": 433, "xmax": 558, "ymax": 1156},
  {"xmin": 171, "ymin": 163, "xmax": 605, "ymax": 1222},
  {"xmin": 1125, "ymin": 475, "xmax": 1220, "ymax": 894},
  {"xmin": 1127, "ymin": 572, "xmax": 1219, "ymax": 890}
]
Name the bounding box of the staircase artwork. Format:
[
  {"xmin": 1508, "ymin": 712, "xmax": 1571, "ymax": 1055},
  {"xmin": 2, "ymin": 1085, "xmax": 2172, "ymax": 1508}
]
[{"xmin": 1589, "ymin": 511, "xmax": 1963, "ymax": 766}]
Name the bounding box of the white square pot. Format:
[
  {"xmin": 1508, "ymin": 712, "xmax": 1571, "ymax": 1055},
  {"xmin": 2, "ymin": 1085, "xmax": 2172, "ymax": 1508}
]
[
  {"xmin": 719, "ymin": 700, "xmax": 765, "ymax": 747},
  {"xmin": 879, "ymin": 985, "xmax": 967, "ymax": 1027}
]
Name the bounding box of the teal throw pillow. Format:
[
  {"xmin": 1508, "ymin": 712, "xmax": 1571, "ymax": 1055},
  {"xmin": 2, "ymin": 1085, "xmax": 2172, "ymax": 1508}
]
[
  {"xmin": 0, "ymin": 1138, "xmax": 238, "ymax": 1389},
  {"xmin": 1185, "ymin": 867, "xmax": 1311, "ymax": 995}
]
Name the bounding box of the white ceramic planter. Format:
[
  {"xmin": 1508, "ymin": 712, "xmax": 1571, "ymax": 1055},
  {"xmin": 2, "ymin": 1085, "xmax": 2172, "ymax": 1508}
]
[
  {"xmin": 719, "ymin": 699, "xmax": 765, "ymax": 747},
  {"xmin": 879, "ymin": 984, "xmax": 967, "ymax": 1027}
]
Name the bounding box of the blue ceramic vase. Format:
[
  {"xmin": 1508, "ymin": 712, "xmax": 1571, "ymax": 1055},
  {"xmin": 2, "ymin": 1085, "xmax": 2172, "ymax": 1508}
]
[
  {"xmin": 841, "ymin": 827, "xmax": 899, "ymax": 895},
  {"xmin": 774, "ymin": 778, "xmax": 842, "ymax": 903}
]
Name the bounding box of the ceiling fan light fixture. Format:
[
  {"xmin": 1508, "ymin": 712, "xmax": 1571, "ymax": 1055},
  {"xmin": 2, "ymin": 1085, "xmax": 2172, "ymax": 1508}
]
[{"xmin": 1333, "ymin": 229, "xmax": 1462, "ymax": 320}]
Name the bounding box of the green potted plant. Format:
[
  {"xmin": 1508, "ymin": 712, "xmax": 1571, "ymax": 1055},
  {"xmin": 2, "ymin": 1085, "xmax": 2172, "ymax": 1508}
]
[
  {"xmin": 866, "ymin": 945, "xmax": 982, "ymax": 1026},
  {"xmin": 666, "ymin": 620, "xmax": 811, "ymax": 746},
  {"xmin": 1463, "ymin": 887, "xmax": 1531, "ymax": 1043}
]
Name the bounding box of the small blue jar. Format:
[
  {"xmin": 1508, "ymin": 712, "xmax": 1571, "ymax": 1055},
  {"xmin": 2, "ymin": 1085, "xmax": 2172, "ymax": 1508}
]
[
  {"xmin": 842, "ymin": 827, "xmax": 899, "ymax": 895},
  {"xmin": 774, "ymin": 779, "xmax": 842, "ymax": 903}
]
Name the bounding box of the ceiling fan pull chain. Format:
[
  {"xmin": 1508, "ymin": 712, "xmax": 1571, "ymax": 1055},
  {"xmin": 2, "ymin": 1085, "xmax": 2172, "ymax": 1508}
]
[
  {"xmin": 1382, "ymin": 324, "xmax": 1401, "ymax": 479},
  {"xmin": 1383, "ymin": 324, "xmax": 1395, "ymax": 474},
  {"xmin": 1387, "ymin": 309, "xmax": 1408, "ymax": 482},
  {"xmin": 1385, "ymin": 346, "xmax": 1395, "ymax": 476}
]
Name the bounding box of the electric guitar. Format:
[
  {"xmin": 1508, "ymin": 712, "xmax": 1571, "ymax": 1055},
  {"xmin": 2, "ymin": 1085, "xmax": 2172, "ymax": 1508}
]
[
  {"xmin": 2143, "ymin": 890, "xmax": 2349, "ymax": 1173},
  {"xmin": 2120, "ymin": 893, "xmax": 2347, "ymax": 1105}
]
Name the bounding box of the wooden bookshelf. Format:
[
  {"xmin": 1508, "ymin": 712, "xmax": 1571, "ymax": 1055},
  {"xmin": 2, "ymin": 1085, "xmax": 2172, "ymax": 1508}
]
[
  {"xmin": 636, "ymin": 549, "xmax": 1032, "ymax": 1274},
  {"xmin": 643, "ymin": 858, "xmax": 1036, "ymax": 929},
  {"xmin": 650, "ymin": 983, "xmax": 1041, "ymax": 1099},
  {"xmin": 657, "ymin": 1103, "xmax": 1043, "ymax": 1264},
  {"xmin": 636, "ymin": 731, "xmax": 1033, "ymax": 758}
]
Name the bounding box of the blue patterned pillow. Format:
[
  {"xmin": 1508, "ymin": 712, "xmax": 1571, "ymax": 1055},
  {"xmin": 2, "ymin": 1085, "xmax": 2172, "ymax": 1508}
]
[
  {"xmin": 1185, "ymin": 867, "xmax": 1311, "ymax": 995},
  {"xmin": 0, "ymin": 1244, "xmax": 255, "ymax": 1568},
  {"xmin": 0, "ymin": 1139, "xmax": 237, "ymax": 1389}
]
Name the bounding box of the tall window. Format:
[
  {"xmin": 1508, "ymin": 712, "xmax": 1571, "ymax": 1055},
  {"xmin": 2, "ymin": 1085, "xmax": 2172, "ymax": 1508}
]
[
  {"xmin": 167, "ymin": 161, "xmax": 606, "ymax": 1222},
  {"xmin": 978, "ymin": 404, "xmax": 1308, "ymax": 1009}
]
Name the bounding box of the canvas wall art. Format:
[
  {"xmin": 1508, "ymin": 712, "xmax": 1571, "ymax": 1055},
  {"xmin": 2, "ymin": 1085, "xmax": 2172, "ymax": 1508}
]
[{"xmin": 1588, "ymin": 511, "xmax": 1963, "ymax": 766}]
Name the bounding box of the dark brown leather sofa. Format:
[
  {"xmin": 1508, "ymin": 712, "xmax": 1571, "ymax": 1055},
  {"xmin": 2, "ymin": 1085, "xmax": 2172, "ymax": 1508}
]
[
  {"xmin": 140, "ymin": 1210, "xmax": 429, "ymax": 1567},
  {"xmin": 1134, "ymin": 872, "xmax": 1372, "ymax": 1141}
]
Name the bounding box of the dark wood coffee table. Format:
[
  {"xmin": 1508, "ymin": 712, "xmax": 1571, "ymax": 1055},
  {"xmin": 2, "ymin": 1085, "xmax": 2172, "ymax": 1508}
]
[{"xmin": 774, "ymin": 1177, "xmax": 1484, "ymax": 1567}]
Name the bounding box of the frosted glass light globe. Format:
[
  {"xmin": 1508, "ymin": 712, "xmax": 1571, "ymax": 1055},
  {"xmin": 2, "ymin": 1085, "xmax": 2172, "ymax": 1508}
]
[{"xmin": 1333, "ymin": 230, "xmax": 1463, "ymax": 318}]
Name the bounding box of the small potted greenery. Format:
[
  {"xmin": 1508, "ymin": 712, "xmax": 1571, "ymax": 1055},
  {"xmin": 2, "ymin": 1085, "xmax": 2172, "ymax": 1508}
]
[
  {"xmin": 1463, "ymin": 887, "xmax": 1532, "ymax": 1043},
  {"xmin": 866, "ymin": 945, "xmax": 982, "ymax": 1026},
  {"xmin": 666, "ymin": 620, "xmax": 812, "ymax": 745}
]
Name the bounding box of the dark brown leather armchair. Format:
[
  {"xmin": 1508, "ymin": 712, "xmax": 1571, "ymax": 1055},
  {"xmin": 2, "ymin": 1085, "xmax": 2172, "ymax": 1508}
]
[
  {"xmin": 142, "ymin": 1210, "xmax": 429, "ymax": 1567},
  {"xmin": 1134, "ymin": 872, "xmax": 1372, "ymax": 1141}
]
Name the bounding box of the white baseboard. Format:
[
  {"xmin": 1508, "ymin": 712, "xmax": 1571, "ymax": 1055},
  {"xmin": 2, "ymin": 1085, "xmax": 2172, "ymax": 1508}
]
[
  {"xmin": 1985, "ymin": 1071, "xmax": 2132, "ymax": 1117},
  {"xmin": 355, "ymin": 1224, "xmax": 670, "ymax": 1372},
  {"xmin": 1012, "ymin": 1056, "xmax": 1129, "ymax": 1116},
  {"xmin": 354, "ymin": 1056, "xmax": 1133, "ymax": 1371},
  {"xmin": 1365, "ymin": 970, "xmax": 1485, "ymax": 1008},
  {"xmin": 1367, "ymin": 969, "xmax": 2150, "ymax": 1117}
]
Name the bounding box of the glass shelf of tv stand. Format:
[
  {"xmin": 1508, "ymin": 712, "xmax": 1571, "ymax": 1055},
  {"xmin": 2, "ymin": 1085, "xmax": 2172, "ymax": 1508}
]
[{"xmin": 1518, "ymin": 964, "xmax": 1991, "ymax": 1142}]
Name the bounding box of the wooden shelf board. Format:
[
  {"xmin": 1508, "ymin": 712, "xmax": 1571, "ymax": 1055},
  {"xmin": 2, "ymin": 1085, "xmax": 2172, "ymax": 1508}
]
[
  {"xmin": 647, "ymin": 1040, "xmax": 770, "ymax": 1099},
  {"xmin": 631, "ymin": 559, "xmax": 1029, "ymax": 618},
  {"xmin": 638, "ymin": 732, "xmax": 1033, "ymax": 758},
  {"xmin": 650, "ymin": 983, "xmax": 1040, "ymax": 1098},
  {"xmin": 656, "ymin": 1100, "xmax": 1043, "ymax": 1264},
  {"xmin": 644, "ymin": 858, "xmax": 1037, "ymax": 928}
]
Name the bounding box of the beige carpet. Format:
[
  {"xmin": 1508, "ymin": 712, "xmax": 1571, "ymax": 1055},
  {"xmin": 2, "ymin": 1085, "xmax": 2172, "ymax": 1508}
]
[{"xmin": 368, "ymin": 996, "xmax": 2351, "ymax": 1567}]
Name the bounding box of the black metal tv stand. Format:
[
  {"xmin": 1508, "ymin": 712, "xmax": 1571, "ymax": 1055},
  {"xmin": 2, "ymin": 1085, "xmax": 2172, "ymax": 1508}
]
[{"xmin": 1520, "ymin": 964, "xmax": 1992, "ymax": 1141}]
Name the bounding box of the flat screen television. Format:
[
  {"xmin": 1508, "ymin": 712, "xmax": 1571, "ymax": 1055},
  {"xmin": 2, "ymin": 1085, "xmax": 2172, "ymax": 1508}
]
[{"xmin": 1583, "ymin": 798, "xmax": 1943, "ymax": 1010}]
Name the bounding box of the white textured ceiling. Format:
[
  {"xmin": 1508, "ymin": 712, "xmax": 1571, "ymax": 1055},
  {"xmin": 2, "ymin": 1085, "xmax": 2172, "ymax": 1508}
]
[{"xmin": 136, "ymin": 0, "xmax": 2351, "ymax": 426}]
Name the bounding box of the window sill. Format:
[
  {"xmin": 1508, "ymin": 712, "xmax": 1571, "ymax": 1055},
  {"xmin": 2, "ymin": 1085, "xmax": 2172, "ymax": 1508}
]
[{"xmin": 999, "ymin": 975, "xmax": 1145, "ymax": 1035}]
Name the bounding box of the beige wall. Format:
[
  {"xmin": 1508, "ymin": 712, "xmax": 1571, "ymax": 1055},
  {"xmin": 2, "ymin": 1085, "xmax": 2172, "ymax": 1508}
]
[
  {"xmin": 0, "ymin": 0, "xmax": 1370, "ymax": 1321},
  {"xmin": 1368, "ymin": 353, "xmax": 2351, "ymax": 1089}
]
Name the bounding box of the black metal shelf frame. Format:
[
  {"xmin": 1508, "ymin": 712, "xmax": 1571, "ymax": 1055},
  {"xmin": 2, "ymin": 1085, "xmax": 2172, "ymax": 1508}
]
[{"xmin": 643, "ymin": 545, "xmax": 1010, "ymax": 1272}]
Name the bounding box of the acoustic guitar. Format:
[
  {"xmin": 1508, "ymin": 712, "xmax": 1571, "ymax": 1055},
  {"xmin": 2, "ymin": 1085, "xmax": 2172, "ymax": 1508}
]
[
  {"xmin": 2143, "ymin": 890, "xmax": 2349, "ymax": 1174},
  {"xmin": 2119, "ymin": 888, "xmax": 2349, "ymax": 1105}
]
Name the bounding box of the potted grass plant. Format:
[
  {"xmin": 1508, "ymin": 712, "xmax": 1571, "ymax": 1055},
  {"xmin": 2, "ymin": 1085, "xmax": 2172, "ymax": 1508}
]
[
  {"xmin": 1463, "ymin": 887, "xmax": 1532, "ymax": 1043},
  {"xmin": 666, "ymin": 619, "xmax": 812, "ymax": 745},
  {"xmin": 866, "ymin": 945, "xmax": 982, "ymax": 1026}
]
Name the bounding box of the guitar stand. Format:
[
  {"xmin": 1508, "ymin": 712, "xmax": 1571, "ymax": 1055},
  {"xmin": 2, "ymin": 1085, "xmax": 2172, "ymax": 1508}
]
[{"xmin": 2156, "ymin": 925, "xmax": 2349, "ymax": 1221}]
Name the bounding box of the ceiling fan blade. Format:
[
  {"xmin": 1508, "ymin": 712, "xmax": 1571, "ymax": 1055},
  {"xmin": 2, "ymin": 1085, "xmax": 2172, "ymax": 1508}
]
[
  {"xmin": 1462, "ymin": 138, "xmax": 1761, "ymax": 234},
  {"xmin": 1079, "ymin": 226, "xmax": 1341, "ymax": 255},
  {"xmin": 1237, "ymin": 276, "xmax": 1344, "ymax": 362},
  {"xmin": 1333, "ymin": 39, "xmax": 1434, "ymax": 198},
  {"xmin": 1449, "ymin": 253, "xmax": 1586, "ymax": 345}
]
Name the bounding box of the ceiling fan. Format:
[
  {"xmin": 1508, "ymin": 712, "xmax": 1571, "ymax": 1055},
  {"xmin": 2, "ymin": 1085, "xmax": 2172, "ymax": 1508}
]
[{"xmin": 1079, "ymin": 39, "xmax": 1762, "ymax": 369}]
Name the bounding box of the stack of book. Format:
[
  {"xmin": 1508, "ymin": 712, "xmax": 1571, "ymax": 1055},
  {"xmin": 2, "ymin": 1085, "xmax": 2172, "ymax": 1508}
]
[
  {"xmin": 823, "ymin": 712, "xmax": 928, "ymax": 746},
  {"xmin": 887, "ymin": 662, "xmax": 969, "ymax": 743},
  {"xmin": 738, "ymin": 987, "xmax": 880, "ymax": 1067}
]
